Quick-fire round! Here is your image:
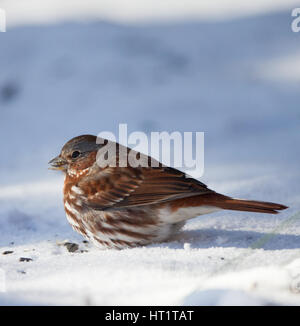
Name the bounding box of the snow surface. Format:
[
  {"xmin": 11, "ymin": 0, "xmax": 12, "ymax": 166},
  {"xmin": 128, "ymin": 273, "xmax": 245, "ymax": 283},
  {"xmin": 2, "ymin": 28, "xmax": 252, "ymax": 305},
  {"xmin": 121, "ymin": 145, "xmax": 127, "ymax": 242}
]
[
  {"xmin": 2, "ymin": 0, "xmax": 300, "ymax": 26},
  {"xmin": 0, "ymin": 7, "xmax": 300, "ymax": 305}
]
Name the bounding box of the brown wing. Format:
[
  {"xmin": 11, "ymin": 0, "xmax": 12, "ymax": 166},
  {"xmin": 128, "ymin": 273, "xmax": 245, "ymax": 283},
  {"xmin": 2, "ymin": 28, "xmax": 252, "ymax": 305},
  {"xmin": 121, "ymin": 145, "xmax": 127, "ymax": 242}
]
[{"xmin": 78, "ymin": 166, "xmax": 212, "ymax": 211}]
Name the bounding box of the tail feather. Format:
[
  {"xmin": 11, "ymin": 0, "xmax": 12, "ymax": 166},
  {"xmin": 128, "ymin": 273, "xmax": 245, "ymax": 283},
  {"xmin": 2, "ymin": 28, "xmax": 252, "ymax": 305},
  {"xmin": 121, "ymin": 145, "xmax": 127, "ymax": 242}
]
[
  {"xmin": 171, "ymin": 192, "xmax": 288, "ymax": 215},
  {"xmin": 213, "ymin": 195, "xmax": 288, "ymax": 214}
]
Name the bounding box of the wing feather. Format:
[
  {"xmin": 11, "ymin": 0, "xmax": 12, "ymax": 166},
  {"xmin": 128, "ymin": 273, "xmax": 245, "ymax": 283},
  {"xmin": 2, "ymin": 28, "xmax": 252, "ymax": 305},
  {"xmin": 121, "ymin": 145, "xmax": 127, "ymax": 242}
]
[{"xmin": 78, "ymin": 166, "xmax": 212, "ymax": 211}]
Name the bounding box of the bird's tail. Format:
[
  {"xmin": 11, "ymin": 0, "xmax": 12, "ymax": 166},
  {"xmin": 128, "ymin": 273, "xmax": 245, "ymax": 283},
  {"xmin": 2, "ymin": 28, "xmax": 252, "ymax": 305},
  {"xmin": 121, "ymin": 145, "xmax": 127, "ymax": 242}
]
[{"xmin": 212, "ymin": 194, "xmax": 288, "ymax": 214}]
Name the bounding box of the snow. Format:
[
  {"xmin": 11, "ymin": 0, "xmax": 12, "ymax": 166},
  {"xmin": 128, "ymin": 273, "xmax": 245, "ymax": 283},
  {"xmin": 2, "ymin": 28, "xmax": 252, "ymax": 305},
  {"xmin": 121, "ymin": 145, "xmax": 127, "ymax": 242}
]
[
  {"xmin": 2, "ymin": 0, "xmax": 300, "ymax": 26},
  {"xmin": 1, "ymin": 3, "xmax": 300, "ymax": 305}
]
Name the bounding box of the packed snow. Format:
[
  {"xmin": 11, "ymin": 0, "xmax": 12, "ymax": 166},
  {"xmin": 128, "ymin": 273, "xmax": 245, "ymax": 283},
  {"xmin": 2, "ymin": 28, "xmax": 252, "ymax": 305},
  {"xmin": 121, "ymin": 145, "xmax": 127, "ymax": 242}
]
[{"xmin": 0, "ymin": 5, "xmax": 300, "ymax": 305}]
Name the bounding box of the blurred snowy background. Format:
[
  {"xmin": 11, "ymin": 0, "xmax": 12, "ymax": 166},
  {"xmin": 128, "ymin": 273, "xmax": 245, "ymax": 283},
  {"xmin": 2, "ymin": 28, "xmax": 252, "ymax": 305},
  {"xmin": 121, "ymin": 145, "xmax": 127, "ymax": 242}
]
[{"xmin": 0, "ymin": 0, "xmax": 300, "ymax": 305}]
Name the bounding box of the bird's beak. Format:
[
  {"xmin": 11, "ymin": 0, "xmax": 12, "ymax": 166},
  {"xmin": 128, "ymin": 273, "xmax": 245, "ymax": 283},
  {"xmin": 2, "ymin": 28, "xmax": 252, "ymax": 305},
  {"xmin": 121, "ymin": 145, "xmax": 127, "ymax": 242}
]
[{"xmin": 48, "ymin": 155, "xmax": 67, "ymax": 171}]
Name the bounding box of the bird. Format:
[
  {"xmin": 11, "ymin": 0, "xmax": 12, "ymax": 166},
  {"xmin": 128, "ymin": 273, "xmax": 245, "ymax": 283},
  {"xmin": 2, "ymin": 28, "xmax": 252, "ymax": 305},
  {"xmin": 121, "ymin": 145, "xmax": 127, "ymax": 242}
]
[{"xmin": 49, "ymin": 134, "xmax": 288, "ymax": 249}]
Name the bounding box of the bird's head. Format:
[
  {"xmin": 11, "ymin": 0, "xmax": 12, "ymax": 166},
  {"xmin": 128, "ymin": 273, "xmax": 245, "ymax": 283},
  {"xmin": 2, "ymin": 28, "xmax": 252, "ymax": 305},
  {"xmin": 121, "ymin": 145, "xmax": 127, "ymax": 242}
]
[{"xmin": 49, "ymin": 135, "xmax": 100, "ymax": 175}]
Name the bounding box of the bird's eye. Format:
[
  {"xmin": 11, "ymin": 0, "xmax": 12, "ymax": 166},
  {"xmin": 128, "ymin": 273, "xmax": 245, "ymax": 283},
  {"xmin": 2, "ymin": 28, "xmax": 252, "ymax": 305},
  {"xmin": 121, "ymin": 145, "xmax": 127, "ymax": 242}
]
[{"xmin": 71, "ymin": 151, "xmax": 80, "ymax": 159}]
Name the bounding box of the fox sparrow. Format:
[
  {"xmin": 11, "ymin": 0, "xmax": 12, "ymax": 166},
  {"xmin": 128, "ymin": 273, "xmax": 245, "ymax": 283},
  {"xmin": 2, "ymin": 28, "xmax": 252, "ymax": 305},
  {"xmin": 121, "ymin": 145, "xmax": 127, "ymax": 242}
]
[{"xmin": 49, "ymin": 135, "xmax": 288, "ymax": 249}]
